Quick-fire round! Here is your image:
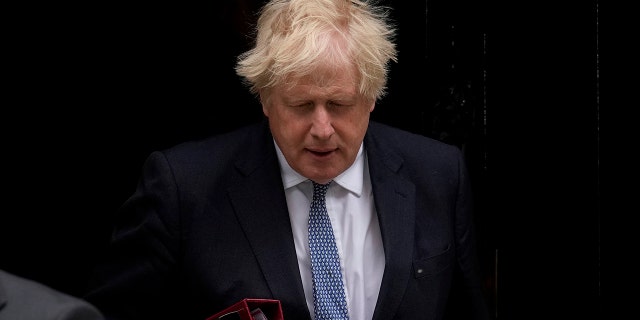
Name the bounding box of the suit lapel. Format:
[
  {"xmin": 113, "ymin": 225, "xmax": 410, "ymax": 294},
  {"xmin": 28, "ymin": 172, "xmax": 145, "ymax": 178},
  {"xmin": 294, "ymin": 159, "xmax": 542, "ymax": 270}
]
[
  {"xmin": 226, "ymin": 123, "xmax": 311, "ymax": 318},
  {"xmin": 365, "ymin": 125, "xmax": 417, "ymax": 320}
]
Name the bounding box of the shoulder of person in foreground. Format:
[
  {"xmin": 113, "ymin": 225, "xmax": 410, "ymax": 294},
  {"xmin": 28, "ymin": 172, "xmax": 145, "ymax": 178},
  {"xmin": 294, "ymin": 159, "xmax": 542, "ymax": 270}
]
[{"xmin": 0, "ymin": 269, "xmax": 104, "ymax": 320}]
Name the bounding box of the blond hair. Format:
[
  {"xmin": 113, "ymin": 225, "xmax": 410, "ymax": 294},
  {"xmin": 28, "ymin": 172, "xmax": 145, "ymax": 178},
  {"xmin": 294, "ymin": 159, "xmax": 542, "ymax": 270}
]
[{"xmin": 235, "ymin": 0, "xmax": 397, "ymax": 102}]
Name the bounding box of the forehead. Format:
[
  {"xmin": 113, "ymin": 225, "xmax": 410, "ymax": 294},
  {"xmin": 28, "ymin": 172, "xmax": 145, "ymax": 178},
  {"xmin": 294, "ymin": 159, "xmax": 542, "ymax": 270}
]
[{"xmin": 284, "ymin": 63, "xmax": 358, "ymax": 90}]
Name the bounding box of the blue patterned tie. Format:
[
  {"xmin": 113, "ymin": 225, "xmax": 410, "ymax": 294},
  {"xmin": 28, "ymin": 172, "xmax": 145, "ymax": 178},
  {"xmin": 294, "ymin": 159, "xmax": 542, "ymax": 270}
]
[{"xmin": 309, "ymin": 181, "xmax": 349, "ymax": 320}]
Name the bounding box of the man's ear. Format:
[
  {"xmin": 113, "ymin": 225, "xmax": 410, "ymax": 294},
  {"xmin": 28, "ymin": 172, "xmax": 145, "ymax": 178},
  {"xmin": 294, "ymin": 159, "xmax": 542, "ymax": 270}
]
[{"xmin": 259, "ymin": 91, "xmax": 269, "ymax": 117}]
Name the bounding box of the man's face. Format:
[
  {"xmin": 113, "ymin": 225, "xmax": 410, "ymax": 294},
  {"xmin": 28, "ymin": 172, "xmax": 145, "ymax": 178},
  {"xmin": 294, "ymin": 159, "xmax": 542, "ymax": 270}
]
[{"xmin": 262, "ymin": 69, "xmax": 374, "ymax": 184}]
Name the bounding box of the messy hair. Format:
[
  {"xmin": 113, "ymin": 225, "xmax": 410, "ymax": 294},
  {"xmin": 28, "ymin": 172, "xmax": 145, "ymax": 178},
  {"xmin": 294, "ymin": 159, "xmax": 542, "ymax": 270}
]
[{"xmin": 235, "ymin": 0, "xmax": 397, "ymax": 102}]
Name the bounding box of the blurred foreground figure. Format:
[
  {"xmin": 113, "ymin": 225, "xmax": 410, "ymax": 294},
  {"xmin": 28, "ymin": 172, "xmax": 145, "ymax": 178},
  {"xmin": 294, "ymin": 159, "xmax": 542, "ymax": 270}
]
[{"xmin": 0, "ymin": 269, "xmax": 103, "ymax": 320}]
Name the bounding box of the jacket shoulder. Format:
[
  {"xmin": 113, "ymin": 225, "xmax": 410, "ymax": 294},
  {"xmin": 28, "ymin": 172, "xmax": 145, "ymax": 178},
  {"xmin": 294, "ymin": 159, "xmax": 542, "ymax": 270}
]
[{"xmin": 367, "ymin": 121, "xmax": 461, "ymax": 157}]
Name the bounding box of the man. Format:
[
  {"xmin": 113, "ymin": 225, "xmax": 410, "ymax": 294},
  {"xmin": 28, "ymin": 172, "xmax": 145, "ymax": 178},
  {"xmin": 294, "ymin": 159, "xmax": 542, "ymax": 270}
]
[{"xmin": 85, "ymin": 0, "xmax": 490, "ymax": 319}]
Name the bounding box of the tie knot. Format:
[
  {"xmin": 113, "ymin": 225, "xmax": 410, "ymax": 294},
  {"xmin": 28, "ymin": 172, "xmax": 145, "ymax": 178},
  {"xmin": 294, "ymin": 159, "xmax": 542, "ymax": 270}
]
[{"xmin": 312, "ymin": 181, "xmax": 331, "ymax": 198}]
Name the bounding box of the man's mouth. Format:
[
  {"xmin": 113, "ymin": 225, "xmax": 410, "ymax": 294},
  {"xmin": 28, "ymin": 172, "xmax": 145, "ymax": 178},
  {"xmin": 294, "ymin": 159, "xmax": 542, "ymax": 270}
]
[{"xmin": 308, "ymin": 149, "xmax": 334, "ymax": 157}]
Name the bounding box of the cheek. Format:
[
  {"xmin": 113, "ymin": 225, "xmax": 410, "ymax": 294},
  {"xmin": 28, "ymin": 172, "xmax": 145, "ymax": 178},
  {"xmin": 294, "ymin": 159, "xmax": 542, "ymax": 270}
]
[
  {"xmin": 269, "ymin": 110, "xmax": 306, "ymax": 140},
  {"xmin": 281, "ymin": 119, "xmax": 307, "ymax": 139},
  {"xmin": 342, "ymin": 107, "xmax": 371, "ymax": 128}
]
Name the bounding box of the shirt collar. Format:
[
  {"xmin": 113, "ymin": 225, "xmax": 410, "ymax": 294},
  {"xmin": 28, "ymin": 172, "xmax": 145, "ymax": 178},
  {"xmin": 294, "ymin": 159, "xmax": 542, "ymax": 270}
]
[{"xmin": 274, "ymin": 140, "xmax": 364, "ymax": 197}]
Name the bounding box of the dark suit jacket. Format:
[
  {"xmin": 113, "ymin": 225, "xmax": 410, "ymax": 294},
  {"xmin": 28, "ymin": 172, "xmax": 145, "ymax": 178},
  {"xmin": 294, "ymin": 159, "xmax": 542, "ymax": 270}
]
[
  {"xmin": 0, "ymin": 269, "xmax": 104, "ymax": 320},
  {"xmin": 86, "ymin": 120, "xmax": 490, "ymax": 320}
]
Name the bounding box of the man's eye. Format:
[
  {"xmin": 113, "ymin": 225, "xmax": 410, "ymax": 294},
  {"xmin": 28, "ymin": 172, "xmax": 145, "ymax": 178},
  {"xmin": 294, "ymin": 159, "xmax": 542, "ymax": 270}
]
[{"xmin": 329, "ymin": 101, "xmax": 348, "ymax": 108}]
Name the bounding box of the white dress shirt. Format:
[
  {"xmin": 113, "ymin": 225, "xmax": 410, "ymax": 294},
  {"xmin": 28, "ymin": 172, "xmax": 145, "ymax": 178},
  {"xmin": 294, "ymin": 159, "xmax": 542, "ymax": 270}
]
[{"xmin": 275, "ymin": 142, "xmax": 385, "ymax": 320}]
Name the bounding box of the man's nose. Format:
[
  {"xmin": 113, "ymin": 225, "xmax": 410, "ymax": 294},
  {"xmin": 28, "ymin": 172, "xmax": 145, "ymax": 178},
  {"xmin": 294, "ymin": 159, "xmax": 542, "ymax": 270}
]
[{"xmin": 310, "ymin": 106, "xmax": 334, "ymax": 138}]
